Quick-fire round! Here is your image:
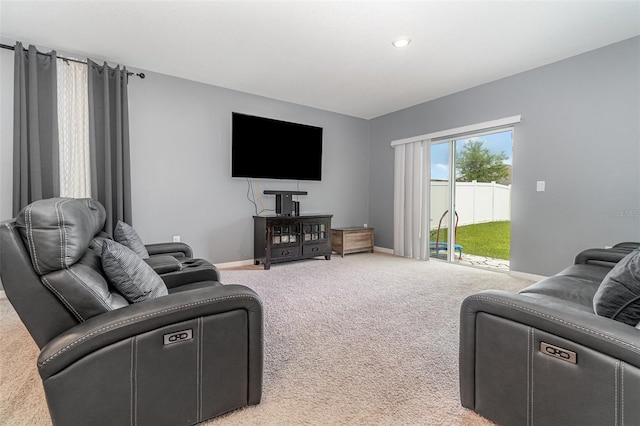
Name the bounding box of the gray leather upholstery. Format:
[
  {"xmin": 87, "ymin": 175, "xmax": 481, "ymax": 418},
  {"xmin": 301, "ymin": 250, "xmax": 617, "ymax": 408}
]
[
  {"xmin": 157, "ymin": 258, "xmax": 222, "ymax": 289},
  {"xmin": 146, "ymin": 241, "xmax": 193, "ymax": 258},
  {"xmin": 0, "ymin": 197, "xmax": 263, "ymax": 425},
  {"xmin": 143, "ymin": 254, "xmax": 183, "ymax": 274},
  {"xmin": 20, "ymin": 199, "xmax": 130, "ymax": 320},
  {"xmin": 460, "ymin": 245, "xmax": 640, "ymax": 425},
  {"xmin": 16, "ymin": 197, "xmax": 106, "ymax": 275},
  {"xmin": 145, "ymin": 241, "xmax": 222, "ymax": 284}
]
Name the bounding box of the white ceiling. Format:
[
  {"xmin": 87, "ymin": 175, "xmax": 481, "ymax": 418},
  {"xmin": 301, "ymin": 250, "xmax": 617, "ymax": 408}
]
[{"xmin": 1, "ymin": 1, "xmax": 639, "ymax": 119}]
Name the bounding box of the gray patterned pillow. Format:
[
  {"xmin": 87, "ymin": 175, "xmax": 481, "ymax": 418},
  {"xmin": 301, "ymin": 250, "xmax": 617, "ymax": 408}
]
[
  {"xmin": 593, "ymin": 249, "xmax": 640, "ymax": 325},
  {"xmin": 114, "ymin": 221, "xmax": 149, "ymax": 259},
  {"xmin": 101, "ymin": 239, "xmax": 168, "ymax": 303}
]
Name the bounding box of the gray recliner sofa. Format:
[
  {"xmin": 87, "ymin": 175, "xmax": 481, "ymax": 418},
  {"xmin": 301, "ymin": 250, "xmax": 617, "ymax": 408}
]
[
  {"xmin": 135, "ymin": 232, "xmax": 223, "ymax": 288},
  {"xmin": 460, "ymin": 243, "xmax": 640, "ymax": 425},
  {"xmin": 0, "ymin": 198, "xmax": 263, "ymax": 426}
]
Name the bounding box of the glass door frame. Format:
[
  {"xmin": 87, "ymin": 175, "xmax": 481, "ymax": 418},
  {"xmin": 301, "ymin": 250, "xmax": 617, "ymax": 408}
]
[
  {"xmin": 429, "ymin": 139, "xmax": 458, "ymax": 263},
  {"xmin": 446, "ymin": 141, "xmax": 457, "ymax": 262}
]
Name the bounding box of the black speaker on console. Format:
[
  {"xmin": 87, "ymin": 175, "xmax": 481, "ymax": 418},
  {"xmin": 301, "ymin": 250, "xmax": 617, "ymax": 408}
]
[{"xmin": 264, "ymin": 190, "xmax": 307, "ymax": 216}]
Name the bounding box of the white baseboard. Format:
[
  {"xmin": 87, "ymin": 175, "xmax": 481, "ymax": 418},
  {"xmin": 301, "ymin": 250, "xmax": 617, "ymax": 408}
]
[
  {"xmin": 509, "ymin": 270, "xmax": 547, "ymax": 282},
  {"xmin": 215, "ymin": 259, "xmax": 256, "ymax": 269},
  {"xmin": 374, "ymin": 246, "xmax": 394, "ymax": 255}
]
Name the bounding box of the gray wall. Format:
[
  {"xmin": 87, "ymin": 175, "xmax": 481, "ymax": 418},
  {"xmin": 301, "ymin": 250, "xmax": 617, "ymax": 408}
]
[
  {"xmin": 369, "ymin": 37, "xmax": 640, "ymax": 276},
  {"xmin": 0, "ymin": 48, "xmax": 370, "ymax": 266},
  {"xmin": 127, "ymin": 71, "xmax": 370, "ymax": 263}
]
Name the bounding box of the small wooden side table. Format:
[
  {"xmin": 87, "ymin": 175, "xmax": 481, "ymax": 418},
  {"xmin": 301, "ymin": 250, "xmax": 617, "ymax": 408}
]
[{"xmin": 331, "ymin": 227, "xmax": 374, "ymax": 257}]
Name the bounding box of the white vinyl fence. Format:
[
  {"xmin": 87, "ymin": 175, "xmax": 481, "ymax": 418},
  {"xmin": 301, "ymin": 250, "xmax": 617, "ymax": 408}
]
[{"xmin": 430, "ymin": 181, "xmax": 511, "ymax": 229}]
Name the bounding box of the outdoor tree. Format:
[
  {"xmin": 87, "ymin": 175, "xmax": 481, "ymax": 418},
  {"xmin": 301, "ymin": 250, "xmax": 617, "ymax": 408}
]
[{"xmin": 456, "ymin": 140, "xmax": 510, "ymax": 183}]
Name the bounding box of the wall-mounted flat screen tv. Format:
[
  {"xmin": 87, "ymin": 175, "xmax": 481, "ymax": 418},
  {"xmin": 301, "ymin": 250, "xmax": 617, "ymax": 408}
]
[{"xmin": 231, "ymin": 112, "xmax": 323, "ymax": 181}]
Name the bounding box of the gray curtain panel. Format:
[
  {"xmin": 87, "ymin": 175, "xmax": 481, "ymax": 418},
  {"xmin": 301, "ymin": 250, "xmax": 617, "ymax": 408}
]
[
  {"xmin": 87, "ymin": 60, "xmax": 132, "ymax": 234},
  {"xmin": 12, "ymin": 42, "xmax": 60, "ymax": 216}
]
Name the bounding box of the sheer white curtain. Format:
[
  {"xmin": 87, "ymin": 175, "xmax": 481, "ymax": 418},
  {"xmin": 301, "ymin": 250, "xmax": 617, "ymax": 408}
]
[
  {"xmin": 57, "ymin": 59, "xmax": 90, "ymax": 198},
  {"xmin": 393, "ymin": 139, "xmax": 430, "ymax": 260}
]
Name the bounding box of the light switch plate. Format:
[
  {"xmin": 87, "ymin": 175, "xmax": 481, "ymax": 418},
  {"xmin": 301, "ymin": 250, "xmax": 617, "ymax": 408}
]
[{"xmin": 536, "ymin": 181, "xmax": 545, "ymax": 192}]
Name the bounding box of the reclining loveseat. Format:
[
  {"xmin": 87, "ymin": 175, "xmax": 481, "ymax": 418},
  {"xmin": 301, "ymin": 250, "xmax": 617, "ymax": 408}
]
[
  {"xmin": 460, "ymin": 243, "xmax": 640, "ymax": 425},
  {"xmin": 0, "ymin": 197, "xmax": 263, "ymax": 426},
  {"xmin": 109, "ymin": 217, "xmax": 222, "ymax": 287}
]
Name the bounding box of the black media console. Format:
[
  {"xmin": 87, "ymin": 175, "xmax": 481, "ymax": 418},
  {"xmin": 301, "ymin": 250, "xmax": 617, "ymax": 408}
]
[{"xmin": 253, "ymin": 214, "xmax": 332, "ymax": 270}]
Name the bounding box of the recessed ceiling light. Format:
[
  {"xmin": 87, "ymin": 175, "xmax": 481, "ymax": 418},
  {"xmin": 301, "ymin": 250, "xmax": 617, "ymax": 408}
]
[{"xmin": 392, "ymin": 38, "xmax": 411, "ymax": 48}]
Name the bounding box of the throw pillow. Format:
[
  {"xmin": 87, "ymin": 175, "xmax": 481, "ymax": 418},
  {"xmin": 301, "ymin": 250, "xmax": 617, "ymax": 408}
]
[
  {"xmin": 89, "ymin": 232, "xmax": 112, "ymax": 254},
  {"xmin": 593, "ymin": 249, "xmax": 640, "ymax": 325},
  {"xmin": 101, "ymin": 239, "xmax": 168, "ymax": 303},
  {"xmin": 114, "ymin": 221, "xmax": 149, "ymax": 259}
]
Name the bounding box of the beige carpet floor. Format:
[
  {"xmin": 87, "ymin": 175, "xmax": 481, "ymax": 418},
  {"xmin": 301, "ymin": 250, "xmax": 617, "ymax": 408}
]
[{"xmin": 0, "ymin": 253, "xmax": 533, "ymax": 425}]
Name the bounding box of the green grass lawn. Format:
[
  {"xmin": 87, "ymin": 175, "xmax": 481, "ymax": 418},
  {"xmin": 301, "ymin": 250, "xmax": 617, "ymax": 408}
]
[{"xmin": 430, "ymin": 221, "xmax": 510, "ymax": 260}]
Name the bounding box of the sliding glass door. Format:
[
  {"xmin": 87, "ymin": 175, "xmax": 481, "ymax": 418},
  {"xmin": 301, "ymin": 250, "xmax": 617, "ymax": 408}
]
[{"xmin": 429, "ymin": 130, "xmax": 513, "ymax": 269}]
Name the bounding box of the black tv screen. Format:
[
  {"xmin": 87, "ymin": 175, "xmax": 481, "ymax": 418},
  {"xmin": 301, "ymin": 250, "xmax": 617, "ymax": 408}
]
[{"xmin": 231, "ymin": 113, "xmax": 323, "ymax": 181}]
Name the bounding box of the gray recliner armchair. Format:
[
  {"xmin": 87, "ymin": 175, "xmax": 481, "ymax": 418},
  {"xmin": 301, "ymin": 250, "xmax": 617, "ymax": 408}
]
[
  {"xmin": 0, "ymin": 198, "xmax": 263, "ymax": 426},
  {"xmin": 460, "ymin": 244, "xmax": 640, "ymax": 425}
]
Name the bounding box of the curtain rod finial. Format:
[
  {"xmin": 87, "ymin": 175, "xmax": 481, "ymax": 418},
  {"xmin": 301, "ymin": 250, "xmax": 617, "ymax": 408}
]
[{"xmin": 126, "ymin": 71, "xmax": 145, "ymax": 79}]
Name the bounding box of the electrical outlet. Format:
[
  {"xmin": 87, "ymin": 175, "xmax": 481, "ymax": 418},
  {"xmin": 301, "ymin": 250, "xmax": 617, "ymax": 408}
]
[
  {"xmin": 536, "ymin": 181, "xmax": 545, "ymax": 192},
  {"xmin": 364, "ymin": 223, "xmax": 368, "ymax": 228},
  {"xmin": 173, "ymin": 235, "xmax": 180, "ymax": 242}
]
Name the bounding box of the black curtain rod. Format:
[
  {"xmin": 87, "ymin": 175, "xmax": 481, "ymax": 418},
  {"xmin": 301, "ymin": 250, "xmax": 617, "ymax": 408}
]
[{"xmin": 0, "ymin": 43, "xmax": 145, "ymax": 79}]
